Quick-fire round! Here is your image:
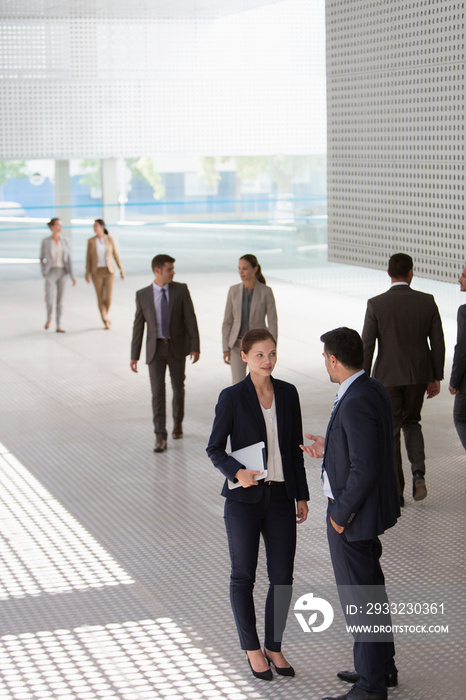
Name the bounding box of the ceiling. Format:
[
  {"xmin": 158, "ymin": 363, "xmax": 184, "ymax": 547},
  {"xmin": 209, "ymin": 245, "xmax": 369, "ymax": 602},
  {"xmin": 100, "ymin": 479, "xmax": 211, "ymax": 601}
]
[{"xmin": 0, "ymin": 0, "xmax": 281, "ymax": 19}]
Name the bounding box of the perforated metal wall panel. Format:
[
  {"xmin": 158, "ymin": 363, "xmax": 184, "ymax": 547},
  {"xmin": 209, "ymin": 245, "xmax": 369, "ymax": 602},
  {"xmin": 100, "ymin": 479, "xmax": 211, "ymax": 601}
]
[
  {"xmin": 0, "ymin": 0, "xmax": 326, "ymax": 159},
  {"xmin": 326, "ymin": 0, "xmax": 465, "ymax": 282}
]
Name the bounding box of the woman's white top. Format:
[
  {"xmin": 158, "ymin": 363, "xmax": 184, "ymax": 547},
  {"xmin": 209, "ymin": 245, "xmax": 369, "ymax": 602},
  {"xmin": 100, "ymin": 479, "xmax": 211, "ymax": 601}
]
[
  {"xmin": 260, "ymin": 397, "xmax": 284, "ymax": 482},
  {"xmin": 96, "ymin": 236, "xmax": 107, "ymax": 267},
  {"xmin": 50, "ymin": 238, "xmax": 65, "ymax": 268}
]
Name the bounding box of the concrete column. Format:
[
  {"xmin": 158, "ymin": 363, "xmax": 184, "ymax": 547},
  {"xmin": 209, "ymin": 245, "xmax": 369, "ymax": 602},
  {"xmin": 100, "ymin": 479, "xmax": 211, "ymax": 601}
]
[
  {"xmin": 101, "ymin": 158, "xmax": 119, "ymax": 229},
  {"xmin": 55, "ymin": 160, "xmax": 71, "ymax": 237}
]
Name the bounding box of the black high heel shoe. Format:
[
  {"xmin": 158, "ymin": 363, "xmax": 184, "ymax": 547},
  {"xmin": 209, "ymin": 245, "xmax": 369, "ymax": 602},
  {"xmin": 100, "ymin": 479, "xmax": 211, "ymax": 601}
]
[
  {"xmin": 246, "ymin": 652, "xmax": 273, "ymax": 681},
  {"xmin": 263, "ymin": 649, "xmax": 295, "ymax": 677}
]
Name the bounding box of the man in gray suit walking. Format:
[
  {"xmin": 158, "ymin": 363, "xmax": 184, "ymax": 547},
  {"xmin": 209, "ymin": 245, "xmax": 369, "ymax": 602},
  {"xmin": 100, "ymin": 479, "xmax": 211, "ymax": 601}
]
[
  {"xmin": 130, "ymin": 254, "xmax": 200, "ymax": 453},
  {"xmin": 362, "ymin": 253, "xmax": 445, "ymax": 504}
]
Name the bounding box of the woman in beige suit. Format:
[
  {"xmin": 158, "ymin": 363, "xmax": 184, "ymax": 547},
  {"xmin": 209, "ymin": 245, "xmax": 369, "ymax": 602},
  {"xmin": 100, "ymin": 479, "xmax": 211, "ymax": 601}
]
[
  {"xmin": 222, "ymin": 254, "xmax": 278, "ymax": 384},
  {"xmin": 85, "ymin": 219, "xmax": 124, "ymax": 329}
]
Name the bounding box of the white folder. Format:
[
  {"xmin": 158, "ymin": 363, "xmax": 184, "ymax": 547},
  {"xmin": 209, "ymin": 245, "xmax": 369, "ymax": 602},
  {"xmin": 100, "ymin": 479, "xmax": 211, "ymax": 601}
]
[{"xmin": 227, "ymin": 441, "xmax": 267, "ymax": 490}]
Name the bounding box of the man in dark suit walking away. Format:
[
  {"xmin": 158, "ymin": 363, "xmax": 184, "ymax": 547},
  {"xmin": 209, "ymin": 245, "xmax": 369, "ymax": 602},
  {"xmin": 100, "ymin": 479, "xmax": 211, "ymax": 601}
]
[
  {"xmin": 130, "ymin": 254, "xmax": 200, "ymax": 453},
  {"xmin": 449, "ymin": 264, "xmax": 466, "ymax": 449},
  {"xmin": 362, "ymin": 253, "xmax": 445, "ymax": 504},
  {"xmin": 302, "ymin": 327, "xmax": 399, "ymax": 700}
]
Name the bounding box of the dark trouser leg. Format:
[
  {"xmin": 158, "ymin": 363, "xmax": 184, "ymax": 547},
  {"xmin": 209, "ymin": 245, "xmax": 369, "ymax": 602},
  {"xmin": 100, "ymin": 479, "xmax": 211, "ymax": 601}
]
[
  {"xmin": 148, "ymin": 344, "xmax": 169, "ymax": 439},
  {"xmin": 385, "ymin": 386, "xmax": 404, "ymax": 496},
  {"xmin": 224, "ymin": 498, "xmax": 263, "ymax": 650},
  {"xmin": 224, "ymin": 487, "xmax": 296, "ymax": 651},
  {"xmin": 401, "ymin": 384, "xmax": 426, "ymax": 475},
  {"xmin": 167, "ymin": 354, "xmax": 186, "ymax": 425},
  {"xmin": 453, "ymin": 393, "xmax": 466, "ymax": 450},
  {"xmin": 262, "ymin": 485, "xmax": 296, "ymax": 651},
  {"xmin": 327, "ymin": 507, "xmax": 396, "ymax": 694},
  {"xmin": 386, "ymin": 384, "xmax": 426, "ymax": 495}
]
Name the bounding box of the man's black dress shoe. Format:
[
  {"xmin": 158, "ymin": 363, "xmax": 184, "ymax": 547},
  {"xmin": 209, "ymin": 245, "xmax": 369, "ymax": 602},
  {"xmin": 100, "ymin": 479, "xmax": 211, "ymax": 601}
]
[
  {"xmin": 412, "ymin": 470, "xmax": 427, "ymax": 500},
  {"xmin": 263, "ymin": 649, "xmax": 295, "ymax": 677},
  {"xmin": 322, "ymin": 686, "xmax": 387, "ymax": 700},
  {"xmin": 337, "ymin": 670, "xmax": 398, "ymax": 688},
  {"xmin": 154, "ymin": 438, "xmax": 167, "ymax": 453},
  {"xmin": 172, "ymin": 423, "xmax": 183, "ymax": 439}
]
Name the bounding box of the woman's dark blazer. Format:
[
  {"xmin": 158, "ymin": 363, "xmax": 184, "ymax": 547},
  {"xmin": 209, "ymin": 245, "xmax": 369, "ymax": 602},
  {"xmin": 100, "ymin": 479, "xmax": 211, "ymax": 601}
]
[{"xmin": 206, "ymin": 374, "xmax": 309, "ymax": 504}]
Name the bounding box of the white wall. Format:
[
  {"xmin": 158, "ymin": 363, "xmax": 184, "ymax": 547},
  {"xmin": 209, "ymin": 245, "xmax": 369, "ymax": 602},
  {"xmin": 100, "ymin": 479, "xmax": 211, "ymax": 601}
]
[
  {"xmin": 0, "ymin": 0, "xmax": 326, "ymax": 159},
  {"xmin": 326, "ymin": 0, "xmax": 465, "ymax": 283}
]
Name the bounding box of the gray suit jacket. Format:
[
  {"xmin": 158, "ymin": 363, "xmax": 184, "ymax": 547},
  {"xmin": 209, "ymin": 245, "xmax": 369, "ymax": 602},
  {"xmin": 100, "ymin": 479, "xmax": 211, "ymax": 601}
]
[
  {"xmin": 131, "ymin": 281, "xmax": 200, "ymax": 364},
  {"xmin": 40, "ymin": 236, "xmax": 74, "ymax": 278},
  {"xmin": 222, "ymin": 280, "xmax": 278, "ymax": 351},
  {"xmin": 450, "ymin": 304, "xmax": 466, "ymax": 392},
  {"xmin": 362, "ymin": 284, "xmax": 445, "ymax": 386}
]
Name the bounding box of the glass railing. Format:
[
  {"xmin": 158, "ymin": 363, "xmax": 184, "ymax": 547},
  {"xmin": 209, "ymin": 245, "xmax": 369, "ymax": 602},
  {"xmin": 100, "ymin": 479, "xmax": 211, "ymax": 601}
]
[{"xmin": 0, "ymin": 196, "xmax": 328, "ymax": 279}]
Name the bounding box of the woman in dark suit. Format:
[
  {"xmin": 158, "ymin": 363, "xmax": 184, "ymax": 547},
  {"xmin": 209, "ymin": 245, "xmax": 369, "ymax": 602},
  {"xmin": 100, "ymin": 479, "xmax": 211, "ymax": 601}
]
[{"xmin": 206, "ymin": 328, "xmax": 309, "ymax": 680}]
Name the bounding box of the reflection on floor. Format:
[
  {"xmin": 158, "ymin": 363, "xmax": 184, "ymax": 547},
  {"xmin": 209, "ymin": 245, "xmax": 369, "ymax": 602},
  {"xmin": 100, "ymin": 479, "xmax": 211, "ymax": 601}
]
[{"xmin": 0, "ymin": 265, "xmax": 464, "ymax": 699}]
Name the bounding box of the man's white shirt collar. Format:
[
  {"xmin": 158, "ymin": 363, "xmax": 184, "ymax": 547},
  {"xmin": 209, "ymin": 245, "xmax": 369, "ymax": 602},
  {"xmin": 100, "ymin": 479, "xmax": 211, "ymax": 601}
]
[{"xmin": 337, "ymin": 369, "xmax": 365, "ymax": 401}]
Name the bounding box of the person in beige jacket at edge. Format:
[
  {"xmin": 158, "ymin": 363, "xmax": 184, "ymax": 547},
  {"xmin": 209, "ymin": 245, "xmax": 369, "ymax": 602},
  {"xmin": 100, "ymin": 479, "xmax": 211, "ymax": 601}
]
[
  {"xmin": 85, "ymin": 219, "xmax": 125, "ymax": 329},
  {"xmin": 222, "ymin": 254, "xmax": 278, "ymax": 384}
]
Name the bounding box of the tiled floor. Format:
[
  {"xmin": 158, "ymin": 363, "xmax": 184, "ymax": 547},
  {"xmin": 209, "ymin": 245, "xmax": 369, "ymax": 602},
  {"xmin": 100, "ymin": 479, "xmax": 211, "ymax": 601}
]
[{"xmin": 0, "ymin": 250, "xmax": 464, "ymax": 699}]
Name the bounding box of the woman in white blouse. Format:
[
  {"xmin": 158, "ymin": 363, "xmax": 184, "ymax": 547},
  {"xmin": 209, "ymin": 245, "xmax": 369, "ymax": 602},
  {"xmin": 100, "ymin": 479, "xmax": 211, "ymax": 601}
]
[
  {"xmin": 207, "ymin": 329, "xmax": 309, "ymax": 681},
  {"xmin": 222, "ymin": 254, "xmax": 278, "ymax": 384},
  {"xmin": 85, "ymin": 219, "xmax": 124, "ymax": 329}
]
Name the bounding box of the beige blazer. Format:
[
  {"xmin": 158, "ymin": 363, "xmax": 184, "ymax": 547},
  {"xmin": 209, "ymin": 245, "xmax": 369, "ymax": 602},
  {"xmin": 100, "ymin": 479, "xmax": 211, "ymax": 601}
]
[
  {"xmin": 86, "ymin": 235, "xmax": 123, "ymax": 276},
  {"xmin": 222, "ymin": 280, "xmax": 278, "ymax": 352}
]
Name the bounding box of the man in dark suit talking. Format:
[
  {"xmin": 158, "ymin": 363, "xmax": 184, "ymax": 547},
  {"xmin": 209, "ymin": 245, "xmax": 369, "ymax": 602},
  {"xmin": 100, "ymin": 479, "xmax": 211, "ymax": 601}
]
[
  {"xmin": 130, "ymin": 254, "xmax": 200, "ymax": 452},
  {"xmin": 302, "ymin": 328, "xmax": 399, "ymax": 700},
  {"xmin": 448, "ymin": 264, "xmax": 466, "ymax": 449},
  {"xmin": 362, "ymin": 253, "xmax": 445, "ymax": 503}
]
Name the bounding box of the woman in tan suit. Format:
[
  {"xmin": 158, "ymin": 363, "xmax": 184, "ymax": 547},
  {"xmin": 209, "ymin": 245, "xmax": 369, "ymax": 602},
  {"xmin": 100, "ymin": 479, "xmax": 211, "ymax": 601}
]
[
  {"xmin": 222, "ymin": 254, "xmax": 278, "ymax": 384},
  {"xmin": 85, "ymin": 219, "xmax": 124, "ymax": 329}
]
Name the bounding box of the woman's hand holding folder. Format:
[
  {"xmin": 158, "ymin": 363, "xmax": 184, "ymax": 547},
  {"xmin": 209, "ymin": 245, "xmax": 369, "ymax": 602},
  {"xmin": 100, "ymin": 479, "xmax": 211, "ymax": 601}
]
[{"xmin": 234, "ymin": 468, "xmax": 265, "ymax": 488}]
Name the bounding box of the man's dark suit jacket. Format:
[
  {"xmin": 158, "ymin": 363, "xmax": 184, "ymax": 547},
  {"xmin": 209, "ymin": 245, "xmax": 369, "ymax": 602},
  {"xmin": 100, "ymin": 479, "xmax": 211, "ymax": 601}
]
[
  {"xmin": 324, "ymin": 373, "xmax": 399, "ymax": 542},
  {"xmin": 450, "ymin": 304, "xmax": 466, "ymax": 392},
  {"xmin": 131, "ymin": 282, "xmax": 200, "ymax": 364},
  {"xmin": 206, "ymin": 374, "xmax": 309, "ymax": 505},
  {"xmin": 362, "ymin": 284, "xmax": 445, "ymax": 386}
]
